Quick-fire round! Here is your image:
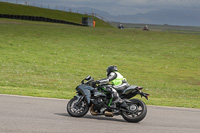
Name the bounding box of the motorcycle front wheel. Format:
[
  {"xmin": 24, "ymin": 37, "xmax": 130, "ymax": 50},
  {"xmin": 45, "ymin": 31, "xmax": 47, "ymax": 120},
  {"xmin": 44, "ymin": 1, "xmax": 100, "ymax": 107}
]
[
  {"xmin": 121, "ymin": 99, "xmax": 147, "ymax": 123},
  {"xmin": 67, "ymin": 97, "xmax": 89, "ymax": 117}
]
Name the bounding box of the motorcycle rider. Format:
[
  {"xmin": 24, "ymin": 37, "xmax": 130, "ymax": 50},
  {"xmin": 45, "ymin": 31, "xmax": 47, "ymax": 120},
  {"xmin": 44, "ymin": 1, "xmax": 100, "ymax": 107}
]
[{"xmin": 96, "ymin": 66, "xmax": 130, "ymax": 110}]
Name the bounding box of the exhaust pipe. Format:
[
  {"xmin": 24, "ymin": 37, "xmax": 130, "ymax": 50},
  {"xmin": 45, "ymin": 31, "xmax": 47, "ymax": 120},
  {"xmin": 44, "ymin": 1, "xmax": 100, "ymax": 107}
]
[
  {"xmin": 90, "ymin": 104, "xmax": 114, "ymax": 117},
  {"xmin": 104, "ymin": 111, "xmax": 113, "ymax": 117},
  {"xmin": 90, "ymin": 104, "xmax": 99, "ymax": 116}
]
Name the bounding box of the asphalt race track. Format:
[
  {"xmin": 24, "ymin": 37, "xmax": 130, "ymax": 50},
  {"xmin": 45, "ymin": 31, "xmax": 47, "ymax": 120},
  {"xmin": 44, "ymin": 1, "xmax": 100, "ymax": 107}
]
[{"xmin": 0, "ymin": 94, "xmax": 199, "ymax": 133}]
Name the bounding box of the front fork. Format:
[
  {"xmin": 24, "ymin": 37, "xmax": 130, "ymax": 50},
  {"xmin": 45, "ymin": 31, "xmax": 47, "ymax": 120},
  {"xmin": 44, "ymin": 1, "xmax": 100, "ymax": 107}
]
[{"xmin": 74, "ymin": 95, "xmax": 84, "ymax": 105}]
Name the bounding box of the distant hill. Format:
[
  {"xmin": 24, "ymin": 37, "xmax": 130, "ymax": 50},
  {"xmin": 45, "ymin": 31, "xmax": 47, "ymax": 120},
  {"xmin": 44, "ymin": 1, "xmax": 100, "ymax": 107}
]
[
  {"xmin": 66, "ymin": 6, "xmax": 200, "ymax": 27},
  {"xmin": 0, "ymin": 1, "xmax": 112, "ymax": 28},
  {"xmin": 111, "ymin": 8, "xmax": 200, "ymax": 26}
]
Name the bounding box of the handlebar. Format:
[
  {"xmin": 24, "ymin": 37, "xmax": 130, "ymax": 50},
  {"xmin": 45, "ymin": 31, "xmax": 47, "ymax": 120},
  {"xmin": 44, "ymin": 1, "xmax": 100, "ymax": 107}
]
[{"xmin": 81, "ymin": 77, "xmax": 95, "ymax": 85}]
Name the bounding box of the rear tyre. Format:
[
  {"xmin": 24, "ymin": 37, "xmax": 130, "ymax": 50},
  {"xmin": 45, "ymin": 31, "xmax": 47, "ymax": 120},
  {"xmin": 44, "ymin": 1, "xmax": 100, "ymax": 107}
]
[
  {"xmin": 67, "ymin": 97, "xmax": 89, "ymax": 117},
  {"xmin": 121, "ymin": 99, "xmax": 147, "ymax": 123}
]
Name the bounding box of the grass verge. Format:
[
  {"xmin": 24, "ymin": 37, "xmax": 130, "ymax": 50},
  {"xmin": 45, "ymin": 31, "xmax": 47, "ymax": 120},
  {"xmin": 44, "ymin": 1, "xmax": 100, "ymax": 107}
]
[{"xmin": 0, "ymin": 19, "xmax": 199, "ymax": 108}]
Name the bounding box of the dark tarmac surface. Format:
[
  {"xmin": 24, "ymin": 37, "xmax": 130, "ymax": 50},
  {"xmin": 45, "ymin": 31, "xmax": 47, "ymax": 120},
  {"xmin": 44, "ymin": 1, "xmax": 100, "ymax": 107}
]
[{"xmin": 0, "ymin": 94, "xmax": 200, "ymax": 133}]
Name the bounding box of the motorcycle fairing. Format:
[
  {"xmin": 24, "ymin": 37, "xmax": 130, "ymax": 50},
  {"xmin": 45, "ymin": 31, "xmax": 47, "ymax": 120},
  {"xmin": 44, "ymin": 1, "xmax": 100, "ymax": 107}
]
[{"xmin": 76, "ymin": 84, "xmax": 94, "ymax": 104}]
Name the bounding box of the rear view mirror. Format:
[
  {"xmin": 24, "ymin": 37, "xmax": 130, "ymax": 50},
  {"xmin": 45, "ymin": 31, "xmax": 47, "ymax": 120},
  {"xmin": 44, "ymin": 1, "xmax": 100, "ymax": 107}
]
[{"xmin": 85, "ymin": 75, "xmax": 91, "ymax": 80}]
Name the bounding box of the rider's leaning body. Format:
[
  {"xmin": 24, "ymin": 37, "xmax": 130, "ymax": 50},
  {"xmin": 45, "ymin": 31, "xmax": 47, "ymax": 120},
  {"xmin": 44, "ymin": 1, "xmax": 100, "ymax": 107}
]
[{"xmin": 96, "ymin": 66, "xmax": 130, "ymax": 109}]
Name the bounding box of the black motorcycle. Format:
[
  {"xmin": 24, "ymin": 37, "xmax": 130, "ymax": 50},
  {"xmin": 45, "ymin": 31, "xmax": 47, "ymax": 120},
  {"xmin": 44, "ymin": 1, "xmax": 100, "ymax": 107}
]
[{"xmin": 67, "ymin": 75, "xmax": 149, "ymax": 123}]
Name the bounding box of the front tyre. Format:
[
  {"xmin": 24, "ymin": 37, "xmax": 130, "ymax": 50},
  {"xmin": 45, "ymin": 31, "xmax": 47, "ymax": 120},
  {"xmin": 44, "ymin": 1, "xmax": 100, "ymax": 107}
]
[
  {"xmin": 121, "ymin": 99, "xmax": 147, "ymax": 123},
  {"xmin": 67, "ymin": 97, "xmax": 89, "ymax": 117}
]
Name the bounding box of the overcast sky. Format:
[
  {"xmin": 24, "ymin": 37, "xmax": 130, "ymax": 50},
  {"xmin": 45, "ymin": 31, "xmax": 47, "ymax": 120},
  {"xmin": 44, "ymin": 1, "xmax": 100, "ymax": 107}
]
[{"xmin": 1, "ymin": 0, "xmax": 200, "ymax": 15}]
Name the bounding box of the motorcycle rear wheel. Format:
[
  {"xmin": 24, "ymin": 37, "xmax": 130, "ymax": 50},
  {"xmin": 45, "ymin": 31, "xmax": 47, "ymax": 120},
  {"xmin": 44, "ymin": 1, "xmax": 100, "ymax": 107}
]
[
  {"xmin": 67, "ymin": 97, "xmax": 89, "ymax": 117},
  {"xmin": 121, "ymin": 99, "xmax": 147, "ymax": 123}
]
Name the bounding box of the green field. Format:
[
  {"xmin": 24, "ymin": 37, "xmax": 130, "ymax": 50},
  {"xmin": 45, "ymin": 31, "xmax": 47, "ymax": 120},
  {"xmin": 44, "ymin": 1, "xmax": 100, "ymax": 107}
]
[
  {"xmin": 0, "ymin": 18, "xmax": 199, "ymax": 108},
  {"xmin": 0, "ymin": 2, "xmax": 200, "ymax": 109}
]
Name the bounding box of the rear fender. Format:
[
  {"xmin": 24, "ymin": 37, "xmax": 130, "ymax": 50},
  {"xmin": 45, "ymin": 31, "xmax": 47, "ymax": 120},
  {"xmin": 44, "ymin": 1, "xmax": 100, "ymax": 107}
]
[
  {"xmin": 121, "ymin": 85, "xmax": 149, "ymax": 100},
  {"xmin": 122, "ymin": 85, "xmax": 138, "ymax": 95}
]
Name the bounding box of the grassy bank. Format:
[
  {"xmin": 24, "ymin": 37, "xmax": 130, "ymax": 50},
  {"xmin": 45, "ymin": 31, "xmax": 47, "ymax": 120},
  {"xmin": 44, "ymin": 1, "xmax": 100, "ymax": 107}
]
[
  {"xmin": 0, "ymin": 19, "xmax": 200, "ymax": 108},
  {"xmin": 0, "ymin": 1, "xmax": 112, "ymax": 28}
]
